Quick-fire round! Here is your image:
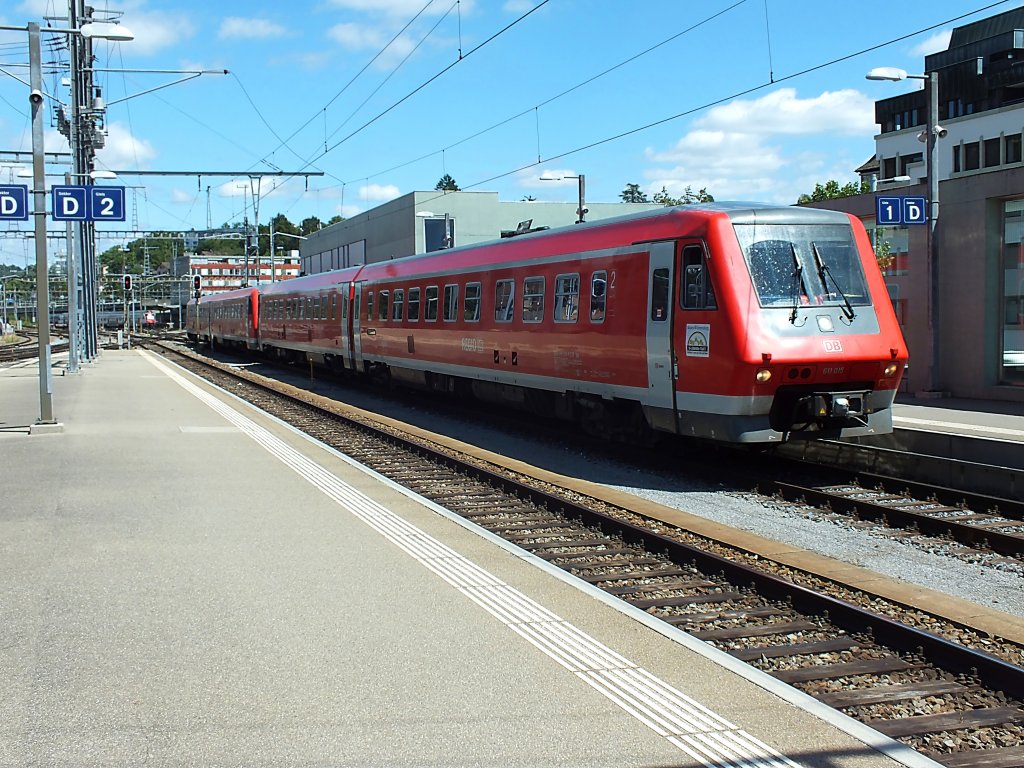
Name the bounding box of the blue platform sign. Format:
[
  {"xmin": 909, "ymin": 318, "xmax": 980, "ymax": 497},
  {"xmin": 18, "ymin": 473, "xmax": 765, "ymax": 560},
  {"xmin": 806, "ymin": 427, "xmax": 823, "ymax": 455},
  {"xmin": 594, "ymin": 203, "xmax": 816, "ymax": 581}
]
[
  {"xmin": 0, "ymin": 185, "xmax": 29, "ymax": 220},
  {"xmin": 902, "ymin": 196, "xmax": 927, "ymax": 225},
  {"xmin": 876, "ymin": 196, "xmax": 903, "ymax": 225},
  {"xmin": 52, "ymin": 185, "xmax": 89, "ymax": 221},
  {"xmin": 51, "ymin": 185, "xmax": 126, "ymax": 221},
  {"xmin": 90, "ymin": 187, "xmax": 125, "ymax": 221},
  {"xmin": 876, "ymin": 195, "xmax": 928, "ymax": 226}
]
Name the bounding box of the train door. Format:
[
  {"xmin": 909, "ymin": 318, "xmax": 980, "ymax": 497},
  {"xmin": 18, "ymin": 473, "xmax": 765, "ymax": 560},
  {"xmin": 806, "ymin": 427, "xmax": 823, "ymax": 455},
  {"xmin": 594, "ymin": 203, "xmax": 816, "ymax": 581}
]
[
  {"xmin": 672, "ymin": 239, "xmax": 718, "ymax": 426},
  {"xmin": 350, "ymin": 280, "xmax": 365, "ymax": 369},
  {"xmin": 644, "ymin": 241, "xmax": 678, "ymax": 428}
]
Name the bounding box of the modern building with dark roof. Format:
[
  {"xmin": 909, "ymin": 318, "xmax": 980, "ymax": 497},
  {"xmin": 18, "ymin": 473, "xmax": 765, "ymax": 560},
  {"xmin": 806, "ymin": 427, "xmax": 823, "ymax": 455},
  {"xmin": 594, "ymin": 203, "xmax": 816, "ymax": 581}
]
[{"xmin": 821, "ymin": 5, "xmax": 1024, "ymax": 402}]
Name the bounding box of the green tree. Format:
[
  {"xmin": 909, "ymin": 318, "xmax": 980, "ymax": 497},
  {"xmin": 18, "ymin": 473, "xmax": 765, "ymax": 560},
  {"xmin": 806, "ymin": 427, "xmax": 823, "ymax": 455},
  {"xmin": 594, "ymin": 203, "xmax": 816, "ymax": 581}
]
[
  {"xmin": 326, "ymin": 214, "xmax": 345, "ymax": 226},
  {"xmin": 300, "ymin": 216, "xmax": 323, "ymax": 236},
  {"xmin": 620, "ymin": 183, "xmax": 649, "ymax": 203},
  {"xmin": 652, "ymin": 185, "xmax": 714, "ymax": 205},
  {"xmin": 797, "ymin": 179, "xmax": 869, "ymax": 204},
  {"xmin": 435, "ymin": 174, "xmax": 460, "ymax": 191}
]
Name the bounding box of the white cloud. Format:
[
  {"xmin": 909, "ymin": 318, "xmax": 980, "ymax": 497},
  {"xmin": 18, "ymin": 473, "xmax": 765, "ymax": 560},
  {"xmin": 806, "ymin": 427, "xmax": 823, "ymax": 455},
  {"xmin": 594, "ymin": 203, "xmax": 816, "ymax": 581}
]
[
  {"xmin": 690, "ymin": 88, "xmax": 876, "ymax": 138},
  {"xmin": 95, "ymin": 122, "xmax": 157, "ymax": 169},
  {"xmin": 327, "ymin": 22, "xmax": 417, "ymax": 68},
  {"xmin": 910, "ymin": 30, "xmax": 952, "ymax": 58},
  {"xmin": 170, "ymin": 188, "xmax": 196, "ymax": 204},
  {"xmin": 643, "ymin": 88, "xmax": 875, "ymax": 205},
  {"xmin": 117, "ymin": 10, "xmax": 195, "ymax": 56},
  {"xmin": 219, "ymin": 17, "xmax": 288, "ymax": 41},
  {"xmin": 359, "ymin": 183, "xmax": 400, "ymax": 202}
]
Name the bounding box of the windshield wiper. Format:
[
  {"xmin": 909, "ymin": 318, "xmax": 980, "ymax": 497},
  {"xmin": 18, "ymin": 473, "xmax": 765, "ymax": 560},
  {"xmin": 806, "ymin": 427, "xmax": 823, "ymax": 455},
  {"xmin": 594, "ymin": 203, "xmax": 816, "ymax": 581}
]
[
  {"xmin": 812, "ymin": 242, "xmax": 856, "ymax": 321},
  {"xmin": 789, "ymin": 244, "xmax": 804, "ymax": 325}
]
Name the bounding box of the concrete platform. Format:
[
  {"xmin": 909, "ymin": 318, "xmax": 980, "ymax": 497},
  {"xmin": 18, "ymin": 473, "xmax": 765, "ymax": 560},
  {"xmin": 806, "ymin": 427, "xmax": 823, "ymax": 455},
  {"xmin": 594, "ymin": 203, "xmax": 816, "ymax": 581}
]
[{"xmin": 0, "ymin": 350, "xmax": 936, "ymax": 767}]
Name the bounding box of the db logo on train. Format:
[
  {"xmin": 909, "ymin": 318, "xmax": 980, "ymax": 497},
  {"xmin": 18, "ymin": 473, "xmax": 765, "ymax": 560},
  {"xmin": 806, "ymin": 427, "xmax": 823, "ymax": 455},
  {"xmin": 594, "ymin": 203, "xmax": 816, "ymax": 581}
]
[{"xmin": 823, "ymin": 339, "xmax": 844, "ymax": 353}]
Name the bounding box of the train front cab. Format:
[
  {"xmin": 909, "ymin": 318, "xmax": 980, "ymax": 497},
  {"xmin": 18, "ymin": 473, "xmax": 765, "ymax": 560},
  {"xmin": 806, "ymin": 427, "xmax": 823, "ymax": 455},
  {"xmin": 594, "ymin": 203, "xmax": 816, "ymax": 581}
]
[{"xmin": 643, "ymin": 207, "xmax": 907, "ymax": 444}]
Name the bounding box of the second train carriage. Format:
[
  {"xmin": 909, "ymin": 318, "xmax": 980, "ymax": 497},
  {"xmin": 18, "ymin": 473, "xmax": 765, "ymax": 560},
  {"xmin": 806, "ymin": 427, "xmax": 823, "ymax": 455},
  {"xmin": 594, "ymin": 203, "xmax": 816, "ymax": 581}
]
[
  {"xmin": 186, "ymin": 203, "xmax": 908, "ymax": 444},
  {"xmin": 186, "ymin": 287, "xmax": 260, "ymax": 349}
]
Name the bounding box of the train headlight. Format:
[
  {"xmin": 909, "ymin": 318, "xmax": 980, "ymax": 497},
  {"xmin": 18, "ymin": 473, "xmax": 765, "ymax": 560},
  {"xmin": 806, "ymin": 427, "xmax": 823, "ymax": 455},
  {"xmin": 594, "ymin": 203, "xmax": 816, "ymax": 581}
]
[
  {"xmin": 755, "ymin": 368, "xmax": 772, "ymax": 383},
  {"xmin": 883, "ymin": 362, "xmax": 899, "ymax": 377}
]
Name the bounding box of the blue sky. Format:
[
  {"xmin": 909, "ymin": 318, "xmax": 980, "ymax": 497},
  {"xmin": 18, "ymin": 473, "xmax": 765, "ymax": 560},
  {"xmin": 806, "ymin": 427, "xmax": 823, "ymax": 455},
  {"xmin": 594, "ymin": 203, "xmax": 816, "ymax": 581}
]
[{"xmin": 0, "ymin": 0, "xmax": 1017, "ymax": 263}]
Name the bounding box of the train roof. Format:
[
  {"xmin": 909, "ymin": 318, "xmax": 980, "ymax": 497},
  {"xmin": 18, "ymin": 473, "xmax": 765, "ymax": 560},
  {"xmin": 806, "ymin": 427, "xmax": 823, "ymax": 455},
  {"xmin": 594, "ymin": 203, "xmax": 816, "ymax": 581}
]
[{"xmin": 355, "ymin": 201, "xmax": 854, "ymax": 279}]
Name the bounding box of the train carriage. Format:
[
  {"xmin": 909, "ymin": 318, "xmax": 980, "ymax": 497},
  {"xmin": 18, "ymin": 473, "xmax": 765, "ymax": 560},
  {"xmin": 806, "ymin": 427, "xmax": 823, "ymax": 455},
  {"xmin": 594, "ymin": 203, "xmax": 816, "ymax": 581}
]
[
  {"xmin": 257, "ymin": 268, "xmax": 361, "ymax": 367},
  {"xmin": 185, "ymin": 287, "xmax": 260, "ymax": 349},
  {"xmin": 349, "ymin": 203, "xmax": 907, "ymax": 443}
]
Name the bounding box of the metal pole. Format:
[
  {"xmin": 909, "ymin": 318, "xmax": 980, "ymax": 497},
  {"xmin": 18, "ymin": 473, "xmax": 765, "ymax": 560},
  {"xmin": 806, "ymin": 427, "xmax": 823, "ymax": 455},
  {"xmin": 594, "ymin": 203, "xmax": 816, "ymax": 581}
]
[
  {"xmin": 269, "ymin": 228, "xmax": 275, "ymax": 282},
  {"xmin": 29, "ymin": 23, "xmax": 55, "ymax": 423},
  {"xmin": 927, "ymin": 71, "xmax": 941, "ymax": 393},
  {"xmin": 64, "ymin": 172, "xmax": 80, "ymax": 373},
  {"xmin": 577, "ymin": 174, "xmax": 586, "ymax": 223}
]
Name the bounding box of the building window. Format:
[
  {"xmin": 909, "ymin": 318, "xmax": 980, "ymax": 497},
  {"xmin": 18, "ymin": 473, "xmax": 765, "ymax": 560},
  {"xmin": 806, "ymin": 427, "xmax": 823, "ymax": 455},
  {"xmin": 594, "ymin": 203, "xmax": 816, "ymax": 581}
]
[
  {"xmin": 953, "ymin": 145, "xmax": 961, "ymax": 173},
  {"xmin": 1002, "ymin": 200, "xmax": 1024, "ymax": 385},
  {"xmin": 964, "ymin": 141, "xmax": 980, "ymax": 171},
  {"xmin": 1007, "ymin": 133, "xmax": 1022, "ymax": 164},
  {"xmin": 882, "ymin": 157, "xmax": 897, "ymax": 179},
  {"xmin": 985, "ymin": 137, "xmax": 1001, "ymax": 168},
  {"xmin": 899, "ymin": 152, "xmax": 922, "ymax": 177}
]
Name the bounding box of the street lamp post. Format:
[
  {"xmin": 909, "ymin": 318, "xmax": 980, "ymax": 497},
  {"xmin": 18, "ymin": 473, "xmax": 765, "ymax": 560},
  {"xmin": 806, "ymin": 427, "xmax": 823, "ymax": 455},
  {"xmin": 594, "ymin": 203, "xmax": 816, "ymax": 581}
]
[
  {"xmin": 540, "ymin": 173, "xmax": 588, "ymax": 223},
  {"xmin": 866, "ymin": 67, "xmax": 942, "ymax": 394}
]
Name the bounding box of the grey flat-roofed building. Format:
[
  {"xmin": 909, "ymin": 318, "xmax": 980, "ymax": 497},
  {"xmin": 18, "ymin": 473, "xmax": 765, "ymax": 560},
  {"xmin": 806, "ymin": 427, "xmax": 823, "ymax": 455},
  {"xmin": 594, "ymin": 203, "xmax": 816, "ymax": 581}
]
[{"xmin": 299, "ymin": 191, "xmax": 661, "ymax": 275}]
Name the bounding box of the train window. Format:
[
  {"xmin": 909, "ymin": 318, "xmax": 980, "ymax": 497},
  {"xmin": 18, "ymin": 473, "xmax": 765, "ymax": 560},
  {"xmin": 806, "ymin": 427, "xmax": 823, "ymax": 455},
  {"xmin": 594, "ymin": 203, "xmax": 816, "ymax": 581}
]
[
  {"xmin": 367, "ymin": 291, "xmax": 375, "ymax": 321},
  {"xmin": 464, "ymin": 282, "xmax": 481, "ymax": 322},
  {"xmin": 330, "ymin": 293, "xmax": 337, "ymax": 321},
  {"xmin": 554, "ymin": 273, "xmax": 580, "ymax": 323},
  {"xmin": 425, "ymin": 286, "xmax": 439, "ymax": 321},
  {"xmin": 408, "ymin": 287, "xmax": 421, "ymax": 321},
  {"xmin": 681, "ymin": 246, "xmax": 717, "ymax": 310},
  {"xmin": 494, "ymin": 279, "xmax": 515, "ymax": 322},
  {"xmin": 589, "ymin": 272, "xmax": 607, "ymax": 323},
  {"xmin": 443, "ymin": 284, "xmax": 459, "ymax": 322},
  {"xmin": 523, "ymin": 277, "xmax": 545, "ymax": 323},
  {"xmin": 392, "ymin": 289, "xmax": 404, "ymax": 321},
  {"xmin": 734, "ymin": 224, "xmax": 871, "ymax": 310},
  {"xmin": 651, "ymin": 268, "xmax": 669, "ymax": 322},
  {"xmin": 379, "ymin": 290, "xmax": 390, "ymax": 321}
]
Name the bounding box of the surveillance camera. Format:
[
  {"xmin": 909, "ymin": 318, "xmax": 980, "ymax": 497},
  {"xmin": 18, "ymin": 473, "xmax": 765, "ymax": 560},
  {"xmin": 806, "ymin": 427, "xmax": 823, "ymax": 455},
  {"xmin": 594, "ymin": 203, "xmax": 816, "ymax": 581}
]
[
  {"xmin": 934, "ymin": 125, "xmax": 948, "ymax": 139},
  {"xmin": 29, "ymin": 89, "xmax": 43, "ymax": 105}
]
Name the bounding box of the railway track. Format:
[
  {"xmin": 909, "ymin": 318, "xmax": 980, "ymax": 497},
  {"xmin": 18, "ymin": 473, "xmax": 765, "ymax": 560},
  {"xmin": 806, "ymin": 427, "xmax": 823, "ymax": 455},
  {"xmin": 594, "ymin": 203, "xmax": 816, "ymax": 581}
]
[
  {"xmin": 764, "ymin": 474, "xmax": 1024, "ymax": 559},
  {"xmin": 150, "ymin": 341, "xmax": 1024, "ymax": 767}
]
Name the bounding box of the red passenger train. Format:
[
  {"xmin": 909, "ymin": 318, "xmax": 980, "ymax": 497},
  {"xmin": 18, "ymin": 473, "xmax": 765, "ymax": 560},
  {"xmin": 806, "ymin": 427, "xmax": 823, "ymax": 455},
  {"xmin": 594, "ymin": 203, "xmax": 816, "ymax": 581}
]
[{"xmin": 186, "ymin": 203, "xmax": 908, "ymax": 444}]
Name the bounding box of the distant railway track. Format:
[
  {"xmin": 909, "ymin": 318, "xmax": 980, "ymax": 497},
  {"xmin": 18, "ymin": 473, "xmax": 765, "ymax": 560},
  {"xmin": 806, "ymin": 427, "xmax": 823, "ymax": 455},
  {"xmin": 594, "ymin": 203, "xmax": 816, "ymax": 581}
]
[
  {"xmin": 0, "ymin": 334, "xmax": 67, "ymax": 363},
  {"xmin": 149, "ymin": 340, "xmax": 1024, "ymax": 767}
]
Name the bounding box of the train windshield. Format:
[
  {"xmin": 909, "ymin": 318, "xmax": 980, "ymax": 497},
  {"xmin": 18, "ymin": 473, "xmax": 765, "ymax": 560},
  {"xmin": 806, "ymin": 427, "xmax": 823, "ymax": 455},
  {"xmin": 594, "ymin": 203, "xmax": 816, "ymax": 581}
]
[{"xmin": 734, "ymin": 223, "xmax": 871, "ymax": 311}]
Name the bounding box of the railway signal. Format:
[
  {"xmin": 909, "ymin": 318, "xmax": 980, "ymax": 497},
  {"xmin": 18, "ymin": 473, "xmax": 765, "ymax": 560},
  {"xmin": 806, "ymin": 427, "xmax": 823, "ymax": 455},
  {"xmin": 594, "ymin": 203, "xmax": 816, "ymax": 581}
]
[
  {"xmin": 192, "ymin": 274, "xmax": 202, "ymax": 298},
  {"xmin": 123, "ymin": 274, "xmax": 132, "ymax": 292}
]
